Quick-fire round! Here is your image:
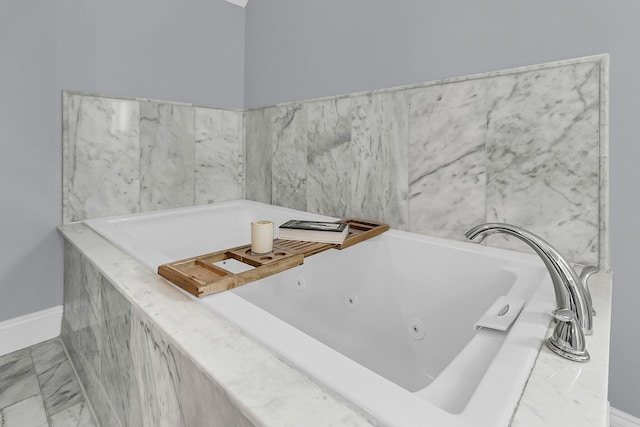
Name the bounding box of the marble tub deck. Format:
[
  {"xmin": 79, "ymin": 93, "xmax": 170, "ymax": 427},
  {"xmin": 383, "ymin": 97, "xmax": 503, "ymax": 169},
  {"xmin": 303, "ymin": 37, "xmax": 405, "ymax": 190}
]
[
  {"xmin": 60, "ymin": 222, "xmax": 612, "ymax": 427},
  {"xmin": 0, "ymin": 338, "xmax": 97, "ymax": 427}
]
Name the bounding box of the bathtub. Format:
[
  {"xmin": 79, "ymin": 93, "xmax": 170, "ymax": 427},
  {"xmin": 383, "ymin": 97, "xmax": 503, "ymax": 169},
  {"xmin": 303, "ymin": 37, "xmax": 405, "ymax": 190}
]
[{"xmin": 84, "ymin": 200, "xmax": 555, "ymax": 427}]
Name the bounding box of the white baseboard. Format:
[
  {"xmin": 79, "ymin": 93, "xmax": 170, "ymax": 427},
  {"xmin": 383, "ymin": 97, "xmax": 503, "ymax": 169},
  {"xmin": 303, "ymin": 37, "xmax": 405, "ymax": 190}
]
[
  {"xmin": 0, "ymin": 306, "xmax": 63, "ymax": 357},
  {"xmin": 611, "ymin": 406, "xmax": 640, "ymax": 427}
]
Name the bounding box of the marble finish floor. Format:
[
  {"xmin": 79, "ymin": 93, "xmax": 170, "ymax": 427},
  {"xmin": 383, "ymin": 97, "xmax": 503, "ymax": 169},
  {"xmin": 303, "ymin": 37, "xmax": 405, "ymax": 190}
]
[{"xmin": 0, "ymin": 338, "xmax": 97, "ymax": 427}]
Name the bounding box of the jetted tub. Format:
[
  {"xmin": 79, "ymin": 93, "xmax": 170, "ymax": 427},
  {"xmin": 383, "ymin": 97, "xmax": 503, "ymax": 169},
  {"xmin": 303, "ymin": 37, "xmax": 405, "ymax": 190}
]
[{"xmin": 85, "ymin": 200, "xmax": 556, "ymax": 427}]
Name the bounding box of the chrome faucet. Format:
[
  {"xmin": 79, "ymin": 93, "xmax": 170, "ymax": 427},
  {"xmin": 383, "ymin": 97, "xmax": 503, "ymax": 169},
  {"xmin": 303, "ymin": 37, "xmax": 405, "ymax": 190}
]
[{"xmin": 465, "ymin": 223, "xmax": 598, "ymax": 362}]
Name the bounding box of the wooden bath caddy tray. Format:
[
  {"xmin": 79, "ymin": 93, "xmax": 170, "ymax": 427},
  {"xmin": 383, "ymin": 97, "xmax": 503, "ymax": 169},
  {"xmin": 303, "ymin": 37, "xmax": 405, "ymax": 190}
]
[{"xmin": 158, "ymin": 219, "xmax": 389, "ymax": 297}]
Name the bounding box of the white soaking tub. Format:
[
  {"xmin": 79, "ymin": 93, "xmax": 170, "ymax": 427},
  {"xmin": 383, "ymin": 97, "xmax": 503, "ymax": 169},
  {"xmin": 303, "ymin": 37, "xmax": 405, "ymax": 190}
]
[{"xmin": 84, "ymin": 200, "xmax": 556, "ymax": 427}]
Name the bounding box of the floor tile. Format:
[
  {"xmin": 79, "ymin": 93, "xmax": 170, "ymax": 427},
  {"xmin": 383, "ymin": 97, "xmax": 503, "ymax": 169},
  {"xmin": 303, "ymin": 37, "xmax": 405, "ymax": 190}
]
[
  {"xmin": 0, "ymin": 349, "xmax": 30, "ymax": 370},
  {"xmin": 38, "ymin": 359, "xmax": 84, "ymax": 415},
  {"xmin": 0, "ymin": 394, "xmax": 48, "ymax": 427},
  {"xmin": 50, "ymin": 401, "xmax": 97, "ymax": 427},
  {"xmin": 31, "ymin": 338, "xmax": 67, "ymax": 376},
  {"xmin": 0, "ymin": 353, "xmax": 40, "ymax": 410}
]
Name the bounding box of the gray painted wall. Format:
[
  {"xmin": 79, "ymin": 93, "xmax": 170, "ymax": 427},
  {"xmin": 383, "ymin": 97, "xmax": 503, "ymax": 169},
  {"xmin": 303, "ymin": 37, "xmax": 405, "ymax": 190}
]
[
  {"xmin": 1, "ymin": 1, "xmax": 58, "ymax": 321},
  {"xmin": 244, "ymin": 0, "xmax": 640, "ymax": 417},
  {"xmin": 0, "ymin": 0, "xmax": 245, "ymax": 323}
]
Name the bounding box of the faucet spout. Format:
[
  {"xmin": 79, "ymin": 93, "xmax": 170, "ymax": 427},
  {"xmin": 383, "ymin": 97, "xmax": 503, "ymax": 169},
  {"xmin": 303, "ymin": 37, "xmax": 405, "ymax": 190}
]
[{"xmin": 465, "ymin": 223, "xmax": 593, "ymax": 335}]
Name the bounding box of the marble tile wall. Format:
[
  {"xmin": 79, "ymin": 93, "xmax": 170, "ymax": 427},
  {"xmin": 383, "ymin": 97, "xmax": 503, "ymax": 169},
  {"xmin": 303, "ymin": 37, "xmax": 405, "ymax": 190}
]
[
  {"xmin": 63, "ymin": 93, "xmax": 244, "ymax": 223},
  {"xmin": 61, "ymin": 242, "xmax": 254, "ymax": 427},
  {"xmin": 63, "ymin": 55, "xmax": 608, "ymax": 266},
  {"xmin": 245, "ymin": 56, "xmax": 607, "ymax": 267}
]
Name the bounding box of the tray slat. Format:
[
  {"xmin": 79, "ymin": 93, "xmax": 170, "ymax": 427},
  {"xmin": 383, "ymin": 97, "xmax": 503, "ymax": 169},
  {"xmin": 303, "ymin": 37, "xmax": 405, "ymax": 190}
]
[{"xmin": 158, "ymin": 218, "xmax": 388, "ymax": 297}]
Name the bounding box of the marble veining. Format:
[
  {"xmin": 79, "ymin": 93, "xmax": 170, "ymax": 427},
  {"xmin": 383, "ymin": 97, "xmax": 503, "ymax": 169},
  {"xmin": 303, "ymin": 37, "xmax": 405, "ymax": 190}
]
[
  {"xmin": 140, "ymin": 102, "xmax": 195, "ymax": 211},
  {"xmin": 60, "ymin": 222, "xmax": 374, "ymax": 427},
  {"xmin": 305, "ymin": 98, "xmax": 354, "ymax": 217},
  {"xmin": 37, "ymin": 359, "xmax": 84, "ymax": 414},
  {"xmin": 129, "ymin": 311, "xmax": 254, "ymax": 427},
  {"xmin": 408, "ymin": 79, "xmax": 495, "ymax": 239},
  {"xmin": 49, "ymin": 401, "xmax": 96, "ymax": 427},
  {"xmin": 241, "ymin": 55, "xmax": 607, "ymax": 267},
  {"xmin": 59, "ymin": 207, "xmax": 611, "ymax": 427},
  {"xmin": 271, "ymin": 103, "xmax": 308, "ymax": 210},
  {"xmin": 99, "ymin": 277, "xmax": 131, "ymax": 425},
  {"xmin": 30, "ymin": 339, "xmax": 68, "ymax": 376},
  {"xmin": 0, "ymin": 350, "xmax": 40, "ymax": 410},
  {"xmin": 65, "ymin": 95, "xmax": 141, "ymax": 223},
  {"xmin": 30, "ymin": 340, "xmax": 86, "ymax": 417},
  {"xmin": 485, "ymin": 62, "xmax": 600, "ymax": 265},
  {"xmin": 195, "ymin": 107, "xmax": 243, "ymax": 204},
  {"xmin": 63, "ymin": 241, "xmax": 102, "ymax": 381},
  {"xmin": 58, "ymin": 55, "xmax": 609, "ymax": 427},
  {"xmin": 350, "ymin": 91, "xmax": 409, "ymax": 229},
  {"xmin": 63, "ymin": 55, "xmax": 607, "ymax": 267},
  {"xmin": 63, "ymin": 92, "xmax": 246, "ymax": 223},
  {"xmin": 0, "ymin": 395, "xmax": 48, "ymax": 427},
  {"xmin": 62, "ymin": 319, "xmax": 121, "ymax": 427},
  {"xmin": 245, "ymin": 107, "xmax": 273, "ymax": 204},
  {"xmin": 0, "ymin": 338, "xmax": 98, "ymax": 427}
]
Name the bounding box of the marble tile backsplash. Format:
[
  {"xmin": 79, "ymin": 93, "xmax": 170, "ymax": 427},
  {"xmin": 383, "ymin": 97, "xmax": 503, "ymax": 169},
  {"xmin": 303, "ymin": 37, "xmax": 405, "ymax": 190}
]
[
  {"xmin": 63, "ymin": 93, "xmax": 244, "ymax": 223},
  {"xmin": 246, "ymin": 55, "xmax": 608, "ymax": 267},
  {"xmin": 63, "ymin": 55, "xmax": 608, "ymax": 267}
]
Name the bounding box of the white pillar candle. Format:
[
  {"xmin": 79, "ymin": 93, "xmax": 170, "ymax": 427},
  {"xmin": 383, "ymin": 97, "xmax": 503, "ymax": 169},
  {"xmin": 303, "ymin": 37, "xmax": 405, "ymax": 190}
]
[{"xmin": 251, "ymin": 221, "xmax": 274, "ymax": 254}]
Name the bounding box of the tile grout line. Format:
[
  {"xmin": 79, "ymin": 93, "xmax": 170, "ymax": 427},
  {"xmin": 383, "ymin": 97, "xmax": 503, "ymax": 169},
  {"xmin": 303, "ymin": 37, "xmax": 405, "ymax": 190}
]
[
  {"xmin": 58, "ymin": 338, "xmax": 101, "ymax": 427},
  {"xmin": 26, "ymin": 345, "xmax": 50, "ymax": 426}
]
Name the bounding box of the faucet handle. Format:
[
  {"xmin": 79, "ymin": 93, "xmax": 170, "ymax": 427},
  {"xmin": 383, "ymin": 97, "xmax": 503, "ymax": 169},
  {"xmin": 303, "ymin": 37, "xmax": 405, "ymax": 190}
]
[
  {"xmin": 546, "ymin": 308, "xmax": 590, "ymax": 362},
  {"xmin": 579, "ymin": 265, "xmax": 599, "ymax": 316}
]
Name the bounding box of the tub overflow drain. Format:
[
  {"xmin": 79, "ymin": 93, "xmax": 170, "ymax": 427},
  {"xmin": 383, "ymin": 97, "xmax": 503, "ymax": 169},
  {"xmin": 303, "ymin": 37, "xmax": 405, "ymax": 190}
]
[{"xmin": 409, "ymin": 318, "xmax": 426, "ymax": 340}]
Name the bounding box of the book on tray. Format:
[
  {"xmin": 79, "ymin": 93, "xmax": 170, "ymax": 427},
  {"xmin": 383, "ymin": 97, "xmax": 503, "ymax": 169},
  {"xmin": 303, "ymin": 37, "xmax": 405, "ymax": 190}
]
[{"xmin": 278, "ymin": 220, "xmax": 349, "ymax": 244}]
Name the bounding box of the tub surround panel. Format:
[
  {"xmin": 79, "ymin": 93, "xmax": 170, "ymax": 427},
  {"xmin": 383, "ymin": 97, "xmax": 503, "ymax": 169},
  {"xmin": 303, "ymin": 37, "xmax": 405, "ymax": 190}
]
[
  {"xmin": 63, "ymin": 92, "xmax": 244, "ymax": 223},
  {"xmin": 140, "ymin": 103, "xmax": 196, "ymax": 211},
  {"xmin": 485, "ymin": 61, "xmax": 600, "ymax": 264},
  {"xmin": 63, "ymin": 241, "xmax": 103, "ymax": 381},
  {"xmin": 245, "ymin": 107, "xmax": 273, "ymax": 204},
  {"xmin": 61, "ymin": 319, "xmax": 122, "ymax": 427},
  {"xmin": 63, "ymin": 241, "xmax": 134, "ymax": 426},
  {"xmin": 99, "ymin": 277, "xmax": 131, "ymax": 426},
  {"xmin": 64, "ymin": 95, "xmax": 141, "ymax": 223},
  {"xmin": 129, "ymin": 311, "xmax": 254, "ymax": 427},
  {"xmin": 59, "ymin": 208, "xmax": 611, "ymax": 427},
  {"xmin": 60, "ymin": 223, "xmax": 374, "ymax": 427},
  {"xmin": 195, "ymin": 108, "xmax": 244, "ymax": 204},
  {"xmin": 408, "ymin": 80, "xmax": 490, "ymax": 239},
  {"xmin": 62, "ymin": 241, "xmax": 256, "ymax": 427}
]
